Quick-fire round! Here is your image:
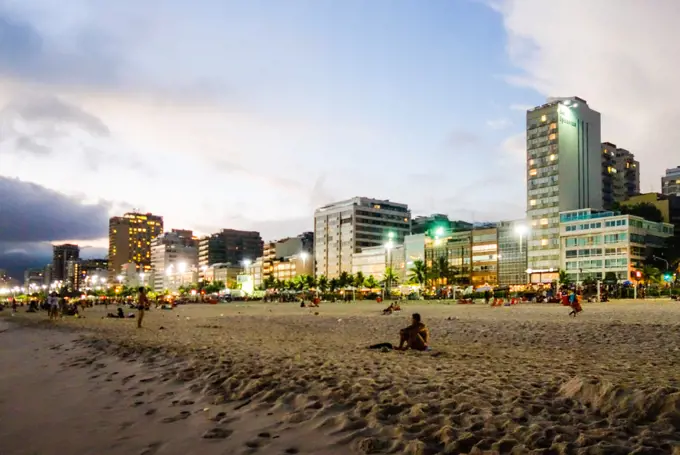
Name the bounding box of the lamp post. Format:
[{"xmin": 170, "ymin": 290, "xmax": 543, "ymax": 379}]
[{"xmin": 385, "ymin": 235, "xmax": 394, "ymax": 300}]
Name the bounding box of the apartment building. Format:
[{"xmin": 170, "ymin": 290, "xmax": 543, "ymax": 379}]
[
  {"xmin": 662, "ymin": 167, "xmax": 680, "ymax": 197},
  {"xmin": 496, "ymin": 220, "xmax": 529, "ymax": 286},
  {"xmin": 108, "ymin": 212, "xmax": 164, "ymax": 277},
  {"xmin": 198, "ymin": 229, "xmax": 263, "ymax": 271},
  {"xmin": 150, "ymin": 230, "xmax": 199, "ymax": 292},
  {"xmin": 526, "ymin": 97, "xmax": 602, "ymax": 283},
  {"xmin": 601, "ymin": 142, "xmax": 640, "ymax": 210},
  {"xmin": 52, "ymin": 244, "xmax": 79, "ymax": 282},
  {"xmin": 314, "ymin": 197, "xmax": 410, "ymax": 278},
  {"xmin": 560, "ymin": 209, "xmax": 673, "ymax": 283}
]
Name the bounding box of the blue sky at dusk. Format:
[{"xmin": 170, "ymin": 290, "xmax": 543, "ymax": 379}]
[{"xmin": 1, "ymin": 0, "xmax": 679, "ymax": 275}]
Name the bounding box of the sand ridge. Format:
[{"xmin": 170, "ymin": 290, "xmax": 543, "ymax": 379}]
[{"xmin": 3, "ymin": 301, "xmax": 680, "ymax": 454}]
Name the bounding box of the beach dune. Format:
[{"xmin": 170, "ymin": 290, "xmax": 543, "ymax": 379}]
[{"xmin": 1, "ymin": 301, "xmax": 679, "ymax": 454}]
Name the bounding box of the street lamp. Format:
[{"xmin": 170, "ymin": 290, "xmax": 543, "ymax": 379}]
[
  {"xmin": 385, "ymin": 240, "xmax": 394, "ymax": 299},
  {"xmin": 514, "ymin": 224, "xmax": 528, "ymax": 254},
  {"xmin": 139, "ymin": 272, "xmax": 145, "ymax": 287},
  {"xmin": 299, "ymin": 252, "xmax": 309, "ymax": 273}
]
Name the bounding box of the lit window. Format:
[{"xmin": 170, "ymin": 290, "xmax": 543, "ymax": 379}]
[
  {"xmin": 549, "ymin": 133, "xmax": 557, "ymax": 140},
  {"xmin": 626, "ymin": 163, "xmax": 630, "ymax": 169},
  {"xmin": 540, "ymin": 218, "xmax": 548, "ymax": 225},
  {"xmin": 529, "ymin": 159, "xmax": 535, "ymax": 166},
  {"xmin": 529, "ymin": 169, "xmax": 538, "ymax": 176},
  {"xmin": 549, "ymin": 123, "xmax": 557, "ymax": 130},
  {"xmin": 550, "ymin": 154, "xmax": 556, "ymax": 161},
  {"xmin": 541, "ymin": 115, "xmax": 547, "ymax": 122},
  {"xmin": 531, "ymin": 220, "xmax": 538, "ymax": 226},
  {"xmin": 541, "ymin": 239, "xmax": 549, "ymax": 246},
  {"xmin": 530, "ymin": 199, "xmax": 537, "ymax": 206}
]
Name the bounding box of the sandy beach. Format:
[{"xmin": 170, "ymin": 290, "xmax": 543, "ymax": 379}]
[{"xmin": 2, "ymin": 300, "xmax": 680, "ymax": 454}]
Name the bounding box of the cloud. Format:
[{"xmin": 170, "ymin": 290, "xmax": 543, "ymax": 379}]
[
  {"xmin": 493, "ymin": 0, "xmax": 680, "ymax": 192},
  {"xmin": 501, "ymin": 132, "xmax": 526, "ymax": 162},
  {"xmin": 446, "ymin": 130, "xmax": 481, "ymax": 148},
  {"xmin": 486, "ymin": 118, "xmax": 511, "ymax": 130},
  {"xmin": 0, "ymin": 177, "xmax": 109, "ymax": 242}
]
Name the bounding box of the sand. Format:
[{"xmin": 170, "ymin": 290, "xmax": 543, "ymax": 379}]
[{"xmin": 2, "ymin": 300, "xmax": 680, "ymax": 455}]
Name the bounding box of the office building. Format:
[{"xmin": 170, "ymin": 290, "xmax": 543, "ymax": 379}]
[
  {"xmin": 662, "ymin": 167, "xmax": 680, "ymax": 196},
  {"xmin": 67, "ymin": 259, "xmax": 108, "ymax": 290},
  {"xmin": 150, "ymin": 230, "xmax": 199, "ymax": 292},
  {"xmin": 602, "ymin": 143, "xmax": 640, "ymax": 210},
  {"xmin": 471, "ymin": 227, "xmax": 498, "ymax": 286},
  {"xmin": 198, "ymin": 229, "xmax": 263, "ymax": 271},
  {"xmin": 424, "ymin": 229, "xmax": 473, "ymax": 285},
  {"xmin": 24, "ymin": 268, "xmax": 45, "ymax": 289},
  {"xmin": 497, "ymin": 221, "xmax": 528, "ymax": 286},
  {"xmin": 52, "ymin": 244, "xmax": 80, "ymax": 282},
  {"xmin": 560, "ymin": 209, "xmax": 673, "ymax": 283},
  {"xmin": 314, "ymin": 197, "xmax": 411, "ymax": 278},
  {"xmin": 526, "ymin": 97, "xmax": 602, "ymax": 283},
  {"xmin": 108, "ymin": 212, "xmax": 164, "ymax": 278}
]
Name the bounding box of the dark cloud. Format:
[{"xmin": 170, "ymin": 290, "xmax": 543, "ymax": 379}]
[
  {"xmin": 0, "ymin": 10, "xmax": 120, "ymax": 86},
  {"xmin": 0, "ymin": 177, "xmax": 109, "ymax": 243},
  {"xmin": 3, "ymin": 95, "xmax": 110, "ymax": 137}
]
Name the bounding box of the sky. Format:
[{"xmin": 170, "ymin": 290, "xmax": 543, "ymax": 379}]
[{"xmin": 1, "ymin": 0, "xmax": 679, "ymax": 278}]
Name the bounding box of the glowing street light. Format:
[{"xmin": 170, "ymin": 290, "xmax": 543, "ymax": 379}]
[
  {"xmin": 299, "ymin": 252, "xmax": 309, "ymax": 272},
  {"xmin": 514, "ymin": 224, "xmax": 529, "ymax": 254}
]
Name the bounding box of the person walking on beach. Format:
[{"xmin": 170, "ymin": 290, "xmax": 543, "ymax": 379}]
[
  {"xmin": 137, "ymin": 287, "xmax": 148, "ymax": 328},
  {"xmin": 48, "ymin": 292, "xmax": 59, "ymax": 320}
]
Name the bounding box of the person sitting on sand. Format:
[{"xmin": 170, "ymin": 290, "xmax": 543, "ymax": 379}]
[
  {"xmin": 383, "ymin": 302, "xmax": 395, "ymax": 315},
  {"xmin": 397, "ymin": 313, "xmax": 430, "ymax": 351}
]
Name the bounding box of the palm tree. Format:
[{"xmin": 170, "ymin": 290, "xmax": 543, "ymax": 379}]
[
  {"xmin": 558, "ymin": 269, "xmax": 571, "ymax": 287},
  {"xmin": 364, "ymin": 275, "xmax": 379, "ymax": 289},
  {"xmin": 383, "ymin": 267, "xmax": 398, "ymax": 287},
  {"xmin": 303, "ymin": 275, "xmax": 316, "ymax": 290},
  {"xmin": 409, "ymin": 259, "xmax": 428, "ymax": 286},
  {"xmin": 263, "ymin": 275, "xmax": 276, "ymax": 290},
  {"xmin": 354, "ymin": 271, "xmax": 365, "ymax": 289},
  {"xmin": 642, "ymin": 265, "xmax": 662, "ymax": 284},
  {"xmin": 317, "ymin": 275, "xmax": 329, "ymax": 293},
  {"xmin": 431, "ymin": 256, "xmax": 452, "ymax": 286},
  {"xmin": 329, "ymin": 278, "xmax": 339, "ymax": 292},
  {"xmin": 338, "ymin": 271, "xmax": 351, "ymax": 288}
]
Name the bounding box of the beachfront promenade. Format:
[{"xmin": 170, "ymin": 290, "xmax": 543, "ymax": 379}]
[{"xmin": 1, "ymin": 300, "xmax": 679, "ymax": 454}]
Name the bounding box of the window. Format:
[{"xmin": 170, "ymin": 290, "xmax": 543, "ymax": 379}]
[
  {"xmin": 550, "ymin": 154, "xmax": 556, "ymax": 161},
  {"xmin": 541, "ymin": 115, "xmax": 547, "ymax": 122},
  {"xmin": 549, "ymin": 123, "xmax": 557, "ymax": 130},
  {"xmin": 529, "ymin": 159, "xmax": 535, "ymax": 166},
  {"xmin": 529, "ymin": 169, "xmax": 538, "ymax": 176},
  {"xmin": 541, "ymin": 239, "xmax": 549, "ymax": 246},
  {"xmin": 540, "ymin": 218, "xmax": 548, "ymax": 225},
  {"xmin": 530, "ymin": 199, "xmax": 537, "ymax": 206},
  {"xmin": 549, "ymin": 133, "xmax": 557, "ymax": 140}
]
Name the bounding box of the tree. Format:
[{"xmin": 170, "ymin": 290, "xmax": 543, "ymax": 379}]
[
  {"xmin": 616, "ymin": 202, "xmax": 664, "ymax": 223},
  {"xmin": 329, "ymin": 278, "xmax": 339, "ymax": 292},
  {"xmin": 383, "ymin": 267, "xmax": 398, "ymax": 287},
  {"xmin": 303, "ymin": 274, "xmax": 316, "ymax": 290},
  {"xmin": 558, "ymin": 269, "xmax": 571, "ymax": 287},
  {"xmin": 642, "ymin": 265, "xmax": 662, "ymax": 284},
  {"xmin": 604, "ymin": 271, "xmax": 618, "ymax": 284},
  {"xmin": 354, "ymin": 271, "xmax": 365, "ymax": 289},
  {"xmin": 432, "ymin": 256, "xmax": 452, "ymax": 285},
  {"xmin": 409, "ymin": 259, "xmax": 428, "ymax": 286},
  {"xmin": 338, "ymin": 271, "xmax": 351, "ymax": 288},
  {"xmin": 317, "ymin": 275, "xmax": 329, "ymax": 292},
  {"xmin": 364, "ymin": 275, "xmax": 379, "ymax": 289},
  {"xmin": 262, "ymin": 275, "xmax": 276, "ymax": 290}
]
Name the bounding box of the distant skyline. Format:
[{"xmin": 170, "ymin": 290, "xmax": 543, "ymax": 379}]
[{"xmin": 2, "ymin": 0, "xmax": 680, "ymax": 277}]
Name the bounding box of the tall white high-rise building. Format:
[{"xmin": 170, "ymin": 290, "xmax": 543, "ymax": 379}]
[
  {"xmin": 526, "ymin": 97, "xmax": 602, "ymax": 283},
  {"xmin": 150, "ymin": 230, "xmax": 198, "ymax": 292},
  {"xmin": 314, "ymin": 197, "xmax": 411, "ymax": 279}
]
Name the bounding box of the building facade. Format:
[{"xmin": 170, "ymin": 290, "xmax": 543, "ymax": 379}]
[
  {"xmin": 497, "ymin": 221, "xmax": 528, "ymax": 286},
  {"xmin": 351, "ymin": 246, "xmax": 388, "ymax": 280},
  {"xmin": 198, "ymin": 229, "xmax": 263, "ymax": 271},
  {"xmin": 601, "ymin": 142, "xmax": 640, "ymax": 210},
  {"xmin": 424, "ymin": 230, "xmax": 473, "ymax": 285},
  {"xmin": 526, "ymin": 97, "xmax": 602, "ymax": 283},
  {"xmin": 471, "ymin": 227, "xmax": 498, "ymax": 286},
  {"xmin": 314, "ymin": 197, "xmax": 411, "ymax": 278},
  {"xmin": 662, "ymin": 167, "xmax": 680, "ymax": 196},
  {"xmin": 24, "ymin": 268, "xmax": 45, "ymax": 288},
  {"xmin": 108, "ymin": 212, "xmax": 164, "ymax": 278},
  {"xmin": 52, "ymin": 244, "xmax": 80, "ymax": 282},
  {"xmin": 67, "ymin": 258, "xmax": 108, "ymax": 290},
  {"xmin": 560, "ymin": 209, "xmax": 673, "ymax": 283},
  {"xmin": 150, "ymin": 230, "xmax": 199, "ymax": 292}
]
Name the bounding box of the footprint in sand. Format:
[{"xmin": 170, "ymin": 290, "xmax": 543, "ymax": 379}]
[
  {"xmin": 161, "ymin": 411, "xmax": 191, "ymax": 423},
  {"xmin": 139, "ymin": 441, "xmax": 162, "ymax": 455},
  {"xmin": 122, "ymin": 374, "xmax": 136, "ymax": 384},
  {"xmin": 145, "ymin": 409, "xmax": 157, "ymax": 416},
  {"xmin": 202, "ymin": 428, "xmax": 233, "ymax": 439},
  {"xmin": 284, "ymin": 448, "xmax": 299, "ymax": 454},
  {"xmin": 132, "ymin": 401, "xmax": 145, "ymax": 407},
  {"xmin": 134, "ymin": 391, "xmax": 145, "ymax": 397}
]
